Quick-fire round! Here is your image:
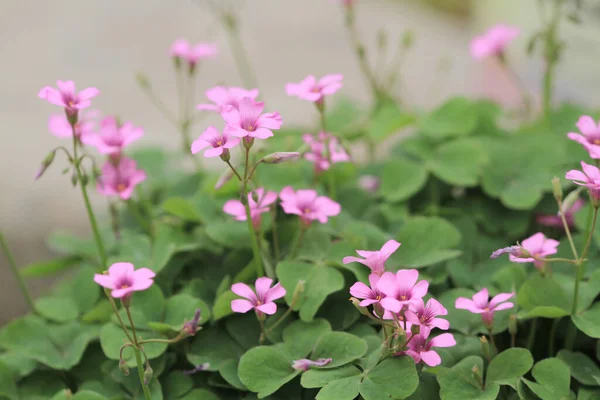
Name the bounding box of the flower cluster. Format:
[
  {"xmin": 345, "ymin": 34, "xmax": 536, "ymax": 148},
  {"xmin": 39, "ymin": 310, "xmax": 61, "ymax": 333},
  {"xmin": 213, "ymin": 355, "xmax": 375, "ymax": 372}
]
[
  {"xmin": 345, "ymin": 240, "xmax": 455, "ymax": 367},
  {"xmin": 303, "ymin": 132, "xmax": 350, "ymax": 173},
  {"xmin": 470, "ymin": 25, "xmax": 519, "ymax": 60}
]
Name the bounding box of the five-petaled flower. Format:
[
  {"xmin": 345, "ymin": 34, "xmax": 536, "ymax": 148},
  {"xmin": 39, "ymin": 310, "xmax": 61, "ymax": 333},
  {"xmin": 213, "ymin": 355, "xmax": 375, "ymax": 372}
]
[
  {"xmin": 350, "ymin": 273, "xmax": 385, "ymax": 308},
  {"xmin": 343, "ymin": 239, "xmax": 401, "ymax": 276},
  {"xmin": 93, "ymin": 262, "xmax": 155, "ymax": 299},
  {"xmin": 169, "ymin": 39, "xmax": 217, "ymax": 66},
  {"xmin": 286, "ymin": 74, "xmax": 343, "ymax": 103},
  {"xmin": 197, "ymin": 86, "xmax": 260, "ymax": 113},
  {"xmin": 231, "ymin": 277, "xmax": 287, "ymax": 316},
  {"xmin": 81, "ymin": 116, "xmax": 144, "ymax": 155},
  {"xmin": 491, "ymin": 232, "xmax": 559, "ymax": 269},
  {"xmin": 567, "ymin": 116, "xmax": 600, "ymax": 159},
  {"xmin": 38, "ymin": 80, "xmax": 100, "ymax": 116},
  {"xmin": 377, "ymin": 269, "xmax": 429, "ymax": 313},
  {"xmin": 222, "ymin": 97, "xmax": 282, "ymax": 141},
  {"xmin": 405, "ymin": 298, "xmax": 450, "ymax": 337},
  {"xmin": 223, "ymin": 188, "xmax": 278, "ymax": 230},
  {"xmin": 279, "ymin": 186, "xmax": 341, "ymax": 226},
  {"xmin": 48, "ymin": 110, "xmax": 98, "ymax": 139},
  {"xmin": 566, "ymin": 161, "xmax": 600, "ymax": 203},
  {"xmin": 292, "ymin": 358, "xmax": 332, "ymax": 371},
  {"xmin": 97, "ymin": 157, "xmax": 147, "ymax": 200},
  {"xmin": 470, "ymin": 25, "xmax": 519, "ymax": 60},
  {"xmin": 399, "ymin": 332, "xmax": 456, "ymax": 367},
  {"xmin": 455, "ymin": 288, "xmax": 514, "ymax": 328},
  {"xmin": 303, "ymin": 132, "xmax": 350, "ymax": 173},
  {"xmin": 191, "ymin": 126, "xmax": 240, "ymax": 159}
]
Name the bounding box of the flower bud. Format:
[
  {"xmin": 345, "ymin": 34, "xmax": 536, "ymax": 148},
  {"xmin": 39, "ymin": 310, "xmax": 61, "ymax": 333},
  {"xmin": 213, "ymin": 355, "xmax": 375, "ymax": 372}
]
[
  {"xmin": 143, "ymin": 365, "xmax": 153, "ymax": 385},
  {"xmin": 471, "ymin": 365, "xmax": 483, "ymax": 386},
  {"xmin": 70, "ymin": 171, "xmax": 78, "ymax": 187},
  {"xmin": 136, "ymin": 72, "xmax": 151, "ymax": 89},
  {"xmin": 80, "ymin": 171, "xmax": 89, "ymax": 187},
  {"xmin": 243, "ymin": 137, "xmax": 254, "ymax": 150},
  {"xmin": 119, "ymin": 360, "xmax": 130, "ymax": 376},
  {"xmin": 480, "ymin": 336, "xmax": 491, "ymax": 360},
  {"xmin": 35, "ymin": 150, "xmax": 57, "ymax": 180},
  {"xmin": 561, "ymin": 188, "xmax": 582, "ymax": 214},
  {"xmin": 219, "ymin": 148, "xmax": 231, "ymax": 162},
  {"xmin": 508, "ymin": 314, "xmax": 518, "ymax": 337},
  {"xmin": 262, "ymin": 152, "xmax": 300, "ymax": 164},
  {"xmin": 182, "ymin": 309, "xmax": 202, "ymax": 336},
  {"xmin": 552, "ymin": 177, "xmax": 563, "ymax": 202},
  {"xmin": 350, "ymin": 297, "xmax": 373, "ymax": 318},
  {"xmin": 64, "ymin": 389, "xmax": 73, "ymax": 400},
  {"xmin": 410, "ymin": 324, "xmax": 420, "ymax": 335}
]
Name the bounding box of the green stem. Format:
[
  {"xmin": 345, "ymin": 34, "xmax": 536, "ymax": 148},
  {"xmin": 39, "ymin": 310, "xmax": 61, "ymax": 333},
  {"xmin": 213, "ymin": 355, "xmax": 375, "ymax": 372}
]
[
  {"xmin": 527, "ymin": 318, "xmax": 538, "ymax": 351},
  {"xmin": 271, "ymin": 206, "xmax": 281, "ymax": 263},
  {"xmin": 579, "ymin": 207, "xmax": 597, "ymax": 263},
  {"xmin": 0, "ymin": 232, "xmax": 36, "ymax": 312},
  {"xmin": 71, "ymin": 126, "xmax": 108, "ymax": 270},
  {"xmin": 487, "ymin": 329, "xmax": 497, "ymax": 356},
  {"xmin": 548, "ymin": 318, "xmax": 560, "ymax": 356},
  {"xmin": 289, "ymin": 225, "xmax": 307, "ymax": 260},
  {"xmin": 541, "ymin": 0, "xmax": 565, "ymax": 118},
  {"xmin": 224, "ymin": 14, "xmax": 259, "ymax": 90},
  {"xmin": 243, "ymin": 148, "xmax": 266, "ymax": 278},
  {"xmin": 557, "ymin": 198, "xmax": 579, "ymax": 260},
  {"xmin": 126, "ymin": 307, "xmax": 152, "ymax": 400},
  {"xmin": 105, "ymin": 293, "xmax": 135, "ymax": 344}
]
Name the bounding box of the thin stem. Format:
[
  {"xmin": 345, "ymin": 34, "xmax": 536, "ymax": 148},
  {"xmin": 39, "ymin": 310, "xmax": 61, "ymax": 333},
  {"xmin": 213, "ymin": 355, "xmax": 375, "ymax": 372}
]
[
  {"xmin": 247, "ymin": 160, "xmax": 264, "ymax": 182},
  {"xmin": 271, "ymin": 206, "xmax": 281, "ymax": 263},
  {"xmin": 223, "ymin": 14, "xmax": 259, "ymax": 90},
  {"xmin": 243, "ymin": 148, "xmax": 266, "ymax": 277},
  {"xmin": 139, "ymin": 334, "xmax": 184, "ymax": 345},
  {"xmin": 510, "ymin": 331, "xmax": 516, "ymax": 348},
  {"xmin": 499, "ymin": 55, "xmax": 532, "ymax": 118},
  {"xmin": 125, "ymin": 306, "xmax": 152, "ymax": 400},
  {"xmin": 225, "ymin": 160, "xmax": 243, "ymax": 181},
  {"xmin": 557, "ymin": 198, "xmax": 579, "ymax": 260},
  {"xmin": 580, "ymin": 207, "xmax": 598, "ymax": 262},
  {"xmin": 548, "ymin": 318, "xmax": 560, "ymax": 356},
  {"xmin": 527, "ymin": 318, "xmax": 538, "ymax": 351},
  {"xmin": 71, "ymin": 126, "xmax": 108, "ymax": 270},
  {"xmin": 541, "ymin": 0, "xmax": 565, "ymax": 118},
  {"xmin": 487, "ymin": 329, "xmax": 497, "ymax": 356},
  {"xmin": 289, "ymin": 225, "xmax": 307, "ymax": 260},
  {"xmin": 0, "ymin": 232, "xmax": 36, "ymax": 312},
  {"xmin": 106, "ymin": 294, "xmax": 134, "ymax": 344},
  {"xmin": 258, "ymin": 317, "xmax": 267, "ymax": 345}
]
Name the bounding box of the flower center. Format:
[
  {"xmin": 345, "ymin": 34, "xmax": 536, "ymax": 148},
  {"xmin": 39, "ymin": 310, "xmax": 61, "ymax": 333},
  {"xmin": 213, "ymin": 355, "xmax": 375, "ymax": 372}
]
[
  {"xmin": 68, "ymin": 101, "xmax": 75, "ymax": 107},
  {"xmin": 216, "ymin": 140, "xmax": 223, "ymax": 146},
  {"xmin": 246, "ymin": 125, "xmax": 255, "ymax": 132},
  {"xmin": 120, "ymin": 284, "xmax": 129, "ymax": 289},
  {"xmin": 375, "ymin": 295, "xmax": 381, "ymax": 301},
  {"xmin": 303, "ymin": 208, "xmax": 312, "ymax": 214},
  {"xmin": 420, "ymin": 316, "xmax": 426, "ymax": 323},
  {"xmin": 594, "ymin": 139, "xmax": 600, "ymax": 145},
  {"xmin": 400, "ymin": 295, "xmax": 407, "ymax": 300},
  {"xmin": 116, "ymin": 183, "xmax": 127, "ymax": 192},
  {"xmin": 484, "ymin": 307, "xmax": 490, "ymax": 312}
]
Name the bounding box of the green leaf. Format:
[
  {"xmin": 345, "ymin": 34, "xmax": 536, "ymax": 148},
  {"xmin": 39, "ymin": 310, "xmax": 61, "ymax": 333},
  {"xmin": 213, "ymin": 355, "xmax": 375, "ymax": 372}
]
[
  {"xmin": 18, "ymin": 371, "xmax": 67, "ymax": 400},
  {"xmin": 522, "ymin": 358, "xmax": 572, "ymax": 400},
  {"xmin": 20, "ymin": 256, "xmax": 81, "ymax": 278},
  {"xmin": 161, "ymin": 293, "xmax": 211, "ymax": 330},
  {"xmin": 296, "ymin": 229, "xmax": 332, "ymax": 262},
  {"xmin": 359, "ymin": 357, "xmax": 419, "ymax": 400},
  {"xmin": 0, "ymin": 361, "xmax": 17, "ymax": 400},
  {"xmin": 301, "ymin": 365, "xmax": 361, "ymax": 388},
  {"xmin": 486, "ymin": 348, "xmax": 534, "ymax": 388},
  {"xmin": 428, "ymin": 138, "xmax": 489, "ymax": 187},
  {"xmin": 69, "ymin": 265, "xmax": 100, "ymax": 313},
  {"xmin": 311, "ymin": 332, "xmax": 368, "ymax": 368},
  {"xmin": 316, "ymin": 375, "xmax": 361, "ymax": 400},
  {"xmin": 160, "ymin": 372, "xmax": 193, "ymax": 399},
  {"xmin": 406, "ymin": 372, "xmax": 440, "ymax": 400},
  {"xmin": 179, "ymin": 389, "xmax": 219, "ymax": 400},
  {"xmin": 557, "ymin": 350, "xmax": 600, "ymax": 386},
  {"xmin": 518, "ymin": 306, "xmax": 570, "ymax": 319},
  {"xmin": 219, "ymin": 359, "xmax": 247, "ymax": 390},
  {"xmin": 212, "ymin": 290, "xmax": 238, "ymax": 321},
  {"xmin": 437, "ymin": 367, "xmax": 500, "ymax": 400},
  {"xmin": 283, "ymin": 319, "xmax": 332, "ymax": 359},
  {"xmin": 380, "ymin": 159, "xmax": 428, "ymax": 203},
  {"xmin": 367, "ymin": 103, "xmax": 415, "ymax": 142},
  {"xmin": 51, "ymin": 390, "xmax": 109, "ymax": 400},
  {"xmin": 205, "ymin": 221, "xmax": 251, "ymax": 249},
  {"xmin": 35, "ymin": 296, "xmax": 79, "ymax": 322},
  {"xmin": 421, "ymin": 97, "xmax": 478, "ymax": 140},
  {"xmin": 100, "ymin": 324, "xmax": 167, "ymax": 367},
  {"xmin": 161, "ymin": 197, "xmax": 201, "ymax": 222},
  {"xmin": 187, "ymin": 326, "xmax": 244, "ymax": 371},
  {"xmin": 238, "ymin": 346, "xmax": 300, "ymax": 398},
  {"xmin": 573, "ymin": 302, "xmax": 600, "ymax": 339},
  {"xmin": 276, "ymin": 261, "xmax": 344, "ymax": 321},
  {"xmin": 393, "ymin": 216, "xmax": 462, "ymax": 268},
  {"xmin": 517, "ymin": 275, "xmax": 569, "ymax": 314},
  {"xmin": 0, "ymin": 351, "xmax": 36, "ymax": 379}
]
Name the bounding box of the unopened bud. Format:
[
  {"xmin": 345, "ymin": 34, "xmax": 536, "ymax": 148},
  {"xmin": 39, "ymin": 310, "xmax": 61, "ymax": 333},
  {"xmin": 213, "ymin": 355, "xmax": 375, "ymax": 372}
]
[
  {"xmin": 480, "ymin": 336, "xmax": 491, "ymax": 360},
  {"xmin": 552, "ymin": 177, "xmax": 563, "ymax": 202},
  {"xmin": 119, "ymin": 360, "xmax": 130, "ymax": 376},
  {"xmin": 35, "ymin": 150, "xmax": 57, "ymax": 180},
  {"xmin": 70, "ymin": 171, "xmax": 78, "ymax": 186},
  {"xmin": 410, "ymin": 324, "xmax": 420, "ymax": 335},
  {"xmin": 80, "ymin": 172, "xmax": 89, "ymax": 187},
  {"xmin": 182, "ymin": 309, "xmax": 202, "ymax": 336},
  {"xmin": 508, "ymin": 314, "xmax": 518, "ymax": 337},
  {"xmin": 143, "ymin": 365, "xmax": 153, "ymax": 385},
  {"xmin": 262, "ymin": 152, "xmax": 300, "ymax": 164},
  {"xmin": 471, "ymin": 364, "xmax": 483, "ymax": 386},
  {"xmin": 350, "ymin": 297, "xmax": 374, "ymax": 318},
  {"xmin": 219, "ymin": 148, "xmax": 231, "ymax": 162},
  {"xmin": 292, "ymin": 280, "xmax": 305, "ymax": 301},
  {"xmin": 561, "ymin": 188, "xmax": 582, "ymax": 214},
  {"xmin": 136, "ymin": 72, "xmax": 151, "ymax": 89},
  {"xmin": 243, "ymin": 137, "xmax": 254, "ymax": 150}
]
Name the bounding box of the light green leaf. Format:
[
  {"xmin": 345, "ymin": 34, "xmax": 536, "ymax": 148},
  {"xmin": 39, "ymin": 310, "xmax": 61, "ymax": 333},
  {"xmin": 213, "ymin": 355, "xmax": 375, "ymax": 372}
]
[
  {"xmin": 429, "ymin": 138, "xmax": 489, "ymax": 186},
  {"xmin": 20, "ymin": 256, "xmax": 81, "ymax": 278},
  {"xmin": 311, "ymin": 332, "xmax": 368, "ymax": 368},
  {"xmin": 187, "ymin": 326, "xmax": 244, "ymax": 371},
  {"xmin": 522, "ymin": 358, "xmax": 572, "ymax": 400},
  {"xmin": 0, "ymin": 361, "xmax": 17, "ymax": 400},
  {"xmin": 367, "ymin": 102, "xmax": 415, "ymax": 143},
  {"xmin": 437, "ymin": 368, "xmax": 500, "ymax": 400},
  {"xmin": 486, "ymin": 348, "xmax": 534, "ymax": 388},
  {"xmin": 160, "ymin": 372, "xmax": 193, "ymax": 399},
  {"xmin": 283, "ymin": 319, "xmax": 332, "ymax": 359},
  {"xmin": 301, "ymin": 365, "xmax": 361, "ymax": 388},
  {"xmin": 205, "ymin": 221, "xmax": 251, "ymax": 249},
  {"xmin": 161, "ymin": 197, "xmax": 201, "ymax": 222},
  {"xmin": 100, "ymin": 323, "xmax": 167, "ymax": 367},
  {"xmin": 573, "ymin": 302, "xmax": 600, "ymax": 339},
  {"xmin": 212, "ymin": 290, "xmax": 238, "ymax": 321},
  {"xmin": 161, "ymin": 293, "xmax": 211, "ymax": 330},
  {"xmin": 316, "ymin": 375, "xmax": 361, "ymax": 400},
  {"xmin": 35, "ymin": 297, "xmax": 79, "ymax": 322},
  {"xmin": 517, "ymin": 275, "xmax": 569, "ymax": 314},
  {"xmin": 219, "ymin": 359, "xmax": 247, "ymax": 390},
  {"xmin": 380, "ymin": 159, "xmax": 428, "ymax": 203},
  {"xmin": 421, "ymin": 97, "xmax": 478, "ymax": 140},
  {"xmin": 557, "ymin": 350, "xmax": 600, "ymax": 386},
  {"xmin": 359, "ymin": 357, "xmax": 419, "ymax": 400},
  {"xmin": 238, "ymin": 346, "xmax": 300, "ymax": 398}
]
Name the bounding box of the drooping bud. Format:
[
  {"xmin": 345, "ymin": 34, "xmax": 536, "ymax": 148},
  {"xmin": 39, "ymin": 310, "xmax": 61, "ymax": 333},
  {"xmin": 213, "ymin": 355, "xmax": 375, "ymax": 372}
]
[
  {"xmin": 119, "ymin": 360, "xmax": 130, "ymax": 376},
  {"xmin": 80, "ymin": 171, "xmax": 89, "ymax": 187},
  {"xmin": 70, "ymin": 171, "xmax": 78, "ymax": 186},
  {"xmin": 552, "ymin": 177, "xmax": 563, "ymax": 202},
  {"xmin": 35, "ymin": 150, "xmax": 57, "ymax": 180},
  {"xmin": 410, "ymin": 324, "xmax": 420, "ymax": 336},
  {"xmin": 350, "ymin": 297, "xmax": 373, "ymax": 318},
  {"xmin": 243, "ymin": 137, "xmax": 254, "ymax": 150},
  {"xmin": 561, "ymin": 188, "xmax": 582, "ymax": 214},
  {"xmin": 143, "ymin": 365, "xmax": 153, "ymax": 385},
  {"xmin": 219, "ymin": 148, "xmax": 231, "ymax": 162},
  {"xmin": 182, "ymin": 309, "xmax": 202, "ymax": 336},
  {"xmin": 262, "ymin": 152, "xmax": 300, "ymax": 164},
  {"xmin": 508, "ymin": 314, "xmax": 518, "ymax": 337},
  {"xmin": 135, "ymin": 72, "xmax": 151, "ymax": 89}
]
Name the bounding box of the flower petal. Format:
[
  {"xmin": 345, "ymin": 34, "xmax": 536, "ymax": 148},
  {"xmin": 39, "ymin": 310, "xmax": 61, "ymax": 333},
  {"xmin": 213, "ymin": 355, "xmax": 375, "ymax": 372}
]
[
  {"xmin": 231, "ymin": 283, "xmax": 256, "ymax": 301},
  {"xmin": 231, "ymin": 299, "xmax": 254, "ymax": 313}
]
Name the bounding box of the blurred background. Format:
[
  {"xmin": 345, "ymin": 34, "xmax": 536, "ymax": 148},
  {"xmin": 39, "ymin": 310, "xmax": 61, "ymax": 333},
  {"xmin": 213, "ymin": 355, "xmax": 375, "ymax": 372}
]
[{"xmin": 1, "ymin": 0, "xmax": 600, "ymax": 323}]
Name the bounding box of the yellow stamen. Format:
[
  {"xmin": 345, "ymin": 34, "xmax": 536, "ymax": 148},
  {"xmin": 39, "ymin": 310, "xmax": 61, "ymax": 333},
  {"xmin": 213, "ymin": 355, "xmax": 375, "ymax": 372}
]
[{"xmin": 116, "ymin": 183, "xmax": 127, "ymax": 192}]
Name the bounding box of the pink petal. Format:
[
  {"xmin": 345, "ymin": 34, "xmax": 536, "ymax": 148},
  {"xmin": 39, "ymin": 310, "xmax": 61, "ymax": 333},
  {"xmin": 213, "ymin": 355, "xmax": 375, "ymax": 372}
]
[
  {"xmin": 319, "ymin": 74, "xmax": 343, "ymax": 86},
  {"xmin": 260, "ymin": 191, "xmax": 278, "ymax": 207},
  {"xmin": 492, "ymin": 302, "xmax": 514, "ymax": 311},
  {"xmin": 411, "ymin": 280, "xmax": 429, "ymax": 299},
  {"xmin": 368, "ymin": 273, "xmax": 380, "ymax": 288},
  {"xmin": 223, "ymin": 200, "xmax": 246, "ymax": 219},
  {"xmin": 471, "ymin": 288, "xmax": 489, "ymax": 309},
  {"xmin": 359, "ymin": 299, "xmax": 379, "ymax": 306},
  {"xmin": 429, "ymin": 333, "xmax": 456, "ymax": 348},
  {"xmin": 197, "ymin": 104, "xmax": 219, "ymax": 111},
  {"xmin": 395, "ymin": 269, "xmax": 419, "ymax": 288},
  {"xmin": 108, "ymin": 262, "xmax": 134, "ymax": 279},
  {"xmin": 380, "ymin": 297, "xmax": 402, "ymax": 313},
  {"xmin": 566, "ymin": 169, "xmax": 591, "ymax": 183},
  {"xmin": 257, "ymin": 112, "xmax": 283, "ymax": 130},
  {"xmin": 56, "ymin": 80, "xmax": 75, "ymax": 95},
  {"xmin": 521, "ymin": 232, "xmax": 546, "ymax": 252},
  {"xmin": 314, "ymin": 196, "xmax": 341, "ymax": 216},
  {"xmin": 205, "ymin": 86, "xmax": 228, "ymax": 103},
  {"xmin": 204, "ymin": 147, "xmax": 224, "ymax": 158},
  {"xmin": 350, "ymin": 282, "xmax": 373, "ymax": 299},
  {"xmin": 380, "ymin": 240, "xmax": 401, "ymax": 255},
  {"xmin": 78, "ymin": 87, "xmax": 100, "ymax": 101},
  {"xmin": 130, "ymin": 278, "xmax": 154, "ymax": 292},
  {"xmin": 343, "ymin": 256, "xmax": 364, "ymax": 265},
  {"xmin": 576, "ymin": 115, "xmax": 599, "ymax": 135},
  {"xmin": 111, "ymin": 287, "xmax": 134, "ymax": 298},
  {"xmin": 191, "ymin": 139, "xmax": 211, "ymax": 154},
  {"xmin": 132, "ymin": 267, "xmax": 156, "ymax": 282},
  {"xmin": 265, "ymin": 282, "xmax": 286, "ymax": 303},
  {"xmin": 223, "ymin": 137, "xmax": 240, "ymax": 148},
  {"xmin": 231, "ymin": 282, "xmax": 257, "ymax": 301},
  {"xmin": 581, "ymin": 161, "xmax": 600, "ymax": 181},
  {"xmin": 231, "ymin": 299, "xmax": 255, "ymax": 313},
  {"xmin": 427, "ymin": 298, "xmax": 448, "ymax": 316},
  {"xmin": 93, "ymin": 274, "xmax": 115, "ymax": 289},
  {"xmin": 250, "ymin": 128, "xmax": 274, "ymax": 139},
  {"xmin": 454, "ymin": 297, "xmax": 479, "ymax": 312},
  {"xmin": 255, "ymin": 277, "xmax": 274, "ymax": 300},
  {"xmin": 420, "ymin": 350, "xmax": 442, "ymax": 367},
  {"xmin": 48, "ymin": 114, "xmax": 72, "ymax": 138},
  {"xmin": 39, "ymin": 87, "xmax": 65, "ymax": 106},
  {"xmin": 376, "ymin": 272, "xmax": 398, "ymax": 297},
  {"xmin": 279, "ymin": 186, "xmax": 296, "ymax": 203},
  {"xmin": 257, "ymin": 302, "xmax": 277, "ymax": 315},
  {"xmin": 431, "ymin": 318, "xmax": 450, "ymax": 330}
]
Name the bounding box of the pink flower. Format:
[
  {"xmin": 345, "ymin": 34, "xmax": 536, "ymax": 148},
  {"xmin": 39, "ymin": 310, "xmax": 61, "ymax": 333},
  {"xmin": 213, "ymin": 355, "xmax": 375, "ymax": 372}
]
[
  {"xmin": 470, "ymin": 25, "xmax": 519, "ymax": 60},
  {"xmin": 223, "ymin": 188, "xmax": 278, "ymax": 229},
  {"xmin": 191, "ymin": 126, "xmax": 240, "ymax": 159},
  {"xmin": 169, "ymin": 39, "xmax": 217, "ymax": 65},
  {"xmin": 93, "ymin": 262, "xmax": 155, "ymax": 299},
  {"xmin": 405, "ymin": 298, "xmax": 449, "ymax": 336},
  {"xmin": 197, "ymin": 86, "xmax": 260, "ymax": 113},
  {"xmin": 279, "ymin": 186, "xmax": 341, "ymax": 226},
  {"xmin": 97, "ymin": 157, "xmax": 147, "ymax": 200},
  {"xmin": 455, "ymin": 288, "xmax": 514, "ymax": 328},
  {"xmin": 400, "ymin": 332, "xmax": 456, "ymax": 367},
  {"xmin": 358, "ymin": 175, "xmax": 380, "ymax": 193},
  {"xmin": 285, "ymin": 74, "xmax": 343, "ymax": 103},
  {"xmin": 491, "ymin": 232, "xmax": 559, "ymax": 269},
  {"xmin": 230, "ymin": 277, "xmax": 286, "ymax": 316},
  {"xmin": 349, "ymin": 274, "xmax": 385, "ymax": 307},
  {"xmin": 377, "ymin": 269, "xmax": 429, "ymax": 313},
  {"xmin": 303, "ymin": 132, "xmax": 350, "ymax": 173},
  {"xmin": 566, "ymin": 161, "xmax": 600, "ymax": 201},
  {"xmin": 343, "ymin": 239, "xmax": 401, "ymax": 276},
  {"xmin": 536, "ymin": 199, "xmax": 584, "ymax": 229},
  {"xmin": 48, "ymin": 110, "xmax": 98, "ymax": 139},
  {"xmin": 567, "ymin": 116, "xmax": 600, "ymax": 159},
  {"xmin": 81, "ymin": 116, "xmax": 143, "ymax": 155},
  {"xmin": 292, "ymin": 358, "xmax": 332, "ymax": 371},
  {"xmin": 222, "ymin": 97, "xmax": 282, "ymax": 140},
  {"xmin": 38, "ymin": 80, "xmax": 99, "ymax": 116}
]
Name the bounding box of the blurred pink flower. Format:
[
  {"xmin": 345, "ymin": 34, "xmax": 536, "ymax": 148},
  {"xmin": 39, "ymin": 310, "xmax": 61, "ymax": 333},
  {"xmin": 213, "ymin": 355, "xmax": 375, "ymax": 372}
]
[
  {"xmin": 470, "ymin": 25, "xmax": 519, "ymax": 60},
  {"xmin": 222, "ymin": 97, "xmax": 282, "ymax": 140},
  {"xmin": 97, "ymin": 157, "xmax": 147, "ymax": 200},
  {"xmin": 169, "ymin": 39, "xmax": 217, "ymax": 65},
  {"xmin": 303, "ymin": 132, "xmax": 350, "ymax": 173},
  {"xmin": 292, "ymin": 358, "xmax": 332, "ymax": 371},
  {"xmin": 38, "ymin": 80, "xmax": 99, "ymax": 116},
  {"xmin": 81, "ymin": 116, "xmax": 143, "ymax": 155},
  {"xmin": 536, "ymin": 199, "xmax": 584, "ymax": 229},
  {"xmin": 197, "ymin": 86, "xmax": 260, "ymax": 113},
  {"xmin": 343, "ymin": 239, "xmax": 401, "ymax": 276},
  {"xmin": 568, "ymin": 116, "xmax": 600, "ymax": 159},
  {"xmin": 286, "ymin": 74, "xmax": 343, "ymax": 103},
  {"xmin": 491, "ymin": 232, "xmax": 559, "ymax": 269},
  {"xmin": 455, "ymin": 288, "xmax": 514, "ymax": 328},
  {"xmin": 48, "ymin": 110, "xmax": 98, "ymax": 139},
  {"xmin": 223, "ymin": 188, "xmax": 278, "ymax": 229},
  {"xmin": 377, "ymin": 269, "xmax": 429, "ymax": 313},
  {"xmin": 93, "ymin": 262, "xmax": 155, "ymax": 299},
  {"xmin": 567, "ymin": 161, "xmax": 600, "ymax": 202},
  {"xmin": 349, "ymin": 273, "xmax": 385, "ymax": 307},
  {"xmin": 399, "ymin": 332, "xmax": 456, "ymax": 367},
  {"xmin": 191, "ymin": 126, "xmax": 240, "ymax": 159},
  {"xmin": 231, "ymin": 277, "xmax": 286, "ymax": 315},
  {"xmin": 405, "ymin": 298, "xmax": 449, "ymax": 337},
  {"xmin": 279, "ymin": 186, "xmax": 341, "ymax": 226},
  {"xmin": 358, "ymin": 175, "xmax": 380, "ymax": 193}
]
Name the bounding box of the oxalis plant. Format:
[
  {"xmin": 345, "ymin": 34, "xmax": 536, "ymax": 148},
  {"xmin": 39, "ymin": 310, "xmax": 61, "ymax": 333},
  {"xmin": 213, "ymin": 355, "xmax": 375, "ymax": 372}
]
[{"xmin": 2, "ymin": 0, "xmax": 600, "ymax": 399}]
